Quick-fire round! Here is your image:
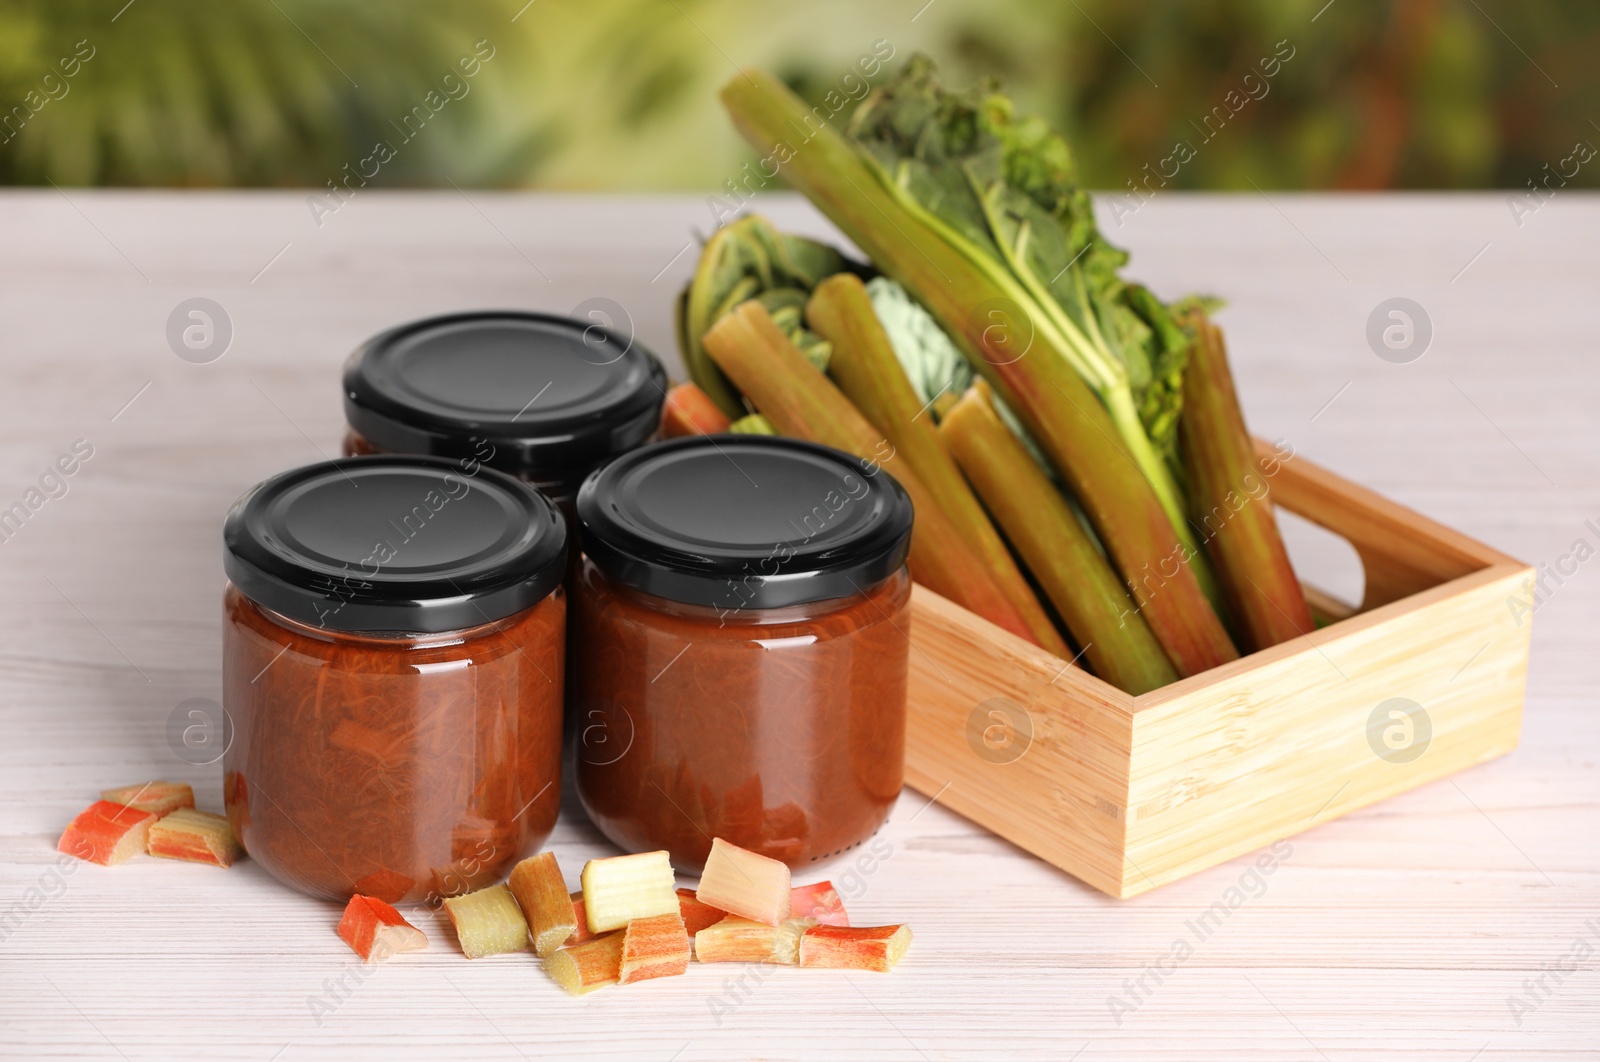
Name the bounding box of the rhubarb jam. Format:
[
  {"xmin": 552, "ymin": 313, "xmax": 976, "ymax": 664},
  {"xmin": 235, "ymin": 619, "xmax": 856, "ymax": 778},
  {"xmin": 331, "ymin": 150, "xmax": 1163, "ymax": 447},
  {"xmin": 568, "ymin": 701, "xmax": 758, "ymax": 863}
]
[
  {"xmin": 340, "ymin": 310, "xmax": 666, "ymax": 515},
  {"xmin": 573, "ymin": 436, "xmax": 914, "ymax": 872},
  {"xmin": 221, "ymin": 456, "xmax": 567, "ymax": 904}
]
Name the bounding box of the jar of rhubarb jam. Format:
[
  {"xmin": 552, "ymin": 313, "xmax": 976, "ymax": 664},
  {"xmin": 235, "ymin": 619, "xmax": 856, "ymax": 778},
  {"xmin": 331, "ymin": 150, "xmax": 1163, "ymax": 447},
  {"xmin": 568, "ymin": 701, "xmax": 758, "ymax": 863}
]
[
  {"xmin": 221, "ymin": 456, "xmax": 568, "ymax": 904},
  {"xmin": 341, "ymin": 310, "xmax": 667, "ymax": 517},
  {"xmin": 572, "ymin": 435, "xmax": 915, "ymax": 872}
]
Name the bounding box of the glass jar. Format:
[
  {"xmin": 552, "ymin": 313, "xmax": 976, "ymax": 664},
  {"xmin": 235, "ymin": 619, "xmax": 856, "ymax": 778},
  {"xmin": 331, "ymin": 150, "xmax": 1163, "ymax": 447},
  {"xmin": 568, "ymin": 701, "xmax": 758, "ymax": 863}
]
[
  {"xmin": 340, "ymin": 310, "xmax": 667, "ymax": 518},
  {"xmin": 572, "ymin": 435, "xmax": 915, "ymax": 872},
  {"xmin": 221, "ymin": 456, "xmax": 568, "ymax": 904}
]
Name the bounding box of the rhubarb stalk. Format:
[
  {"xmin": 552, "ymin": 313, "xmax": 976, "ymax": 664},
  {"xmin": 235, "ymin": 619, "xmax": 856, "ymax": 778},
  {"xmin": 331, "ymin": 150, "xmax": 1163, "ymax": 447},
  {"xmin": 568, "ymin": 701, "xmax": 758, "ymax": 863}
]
[
  {"xmin": 57, "ymin": 800, "xmax": 156, "ymax": 866},
  {"xmin": 941, "ymin": 384, "xmax": 1178, "ymax": 694},
  {"xmin": 694, "ymin": 914, "xmax": 813, "ymax": 964},
  {"xmin": 701, "ymin": 300, "xmax": 1042, "ymax": 646},
  {"xmin": 99, "ymin": 781, "xmax": 194, "ymax": 818},
  {"xmin": 676, "ymin": 888, "xmax": 728, "ymax": 937},
  {"xmin": 798, "ymin": 924, "xmax": 912, "ymax": 972},
  {"xmin": 660, "ymin": 382, "xmax": 732, "ymax": 439},
  {"xmin": 545, "ymin": 933, "xmax": 625, "ymax": 995},
  {"xmin": 807, "ymin": 273, "xmax": 1068, "ymax": 655},
  {"xmin": 508, "ymin": 852, "xmax": 580, "ymax": 957},
  {"xmin": 789, "ymin": 881, "xmax": 849, "ymax": 927},
  {"xmin": 443, "ymin": 884, "xmax": 530, "ymax": 959},
  {"xmin": 567, "ymin": 891, "xmax": 593, "ymax": 946},
  {"xmin": 719, "ymin": 69, "xmax": 1237, "ymax": 676},
  {"xmin": 580, "ymin": 850, "xmax": 678, "ymax": 933},
  {"xmin": 618, "ymin": 912, "xmax": 691, "ymax": 984},
  {"xmin": 146, "ymin": 808, "xmax": 243, "ymax": 868},
  {"xmin": 1179, "ymin": 311, "xmax": 1314, "ymax": 651},
  {"xmin": 338, "ymin": 895, "xmax": 427, "ymax": 962},
  {"xmin": 694, "ymin": 837, "xmax": 791, "ymax": 926}
]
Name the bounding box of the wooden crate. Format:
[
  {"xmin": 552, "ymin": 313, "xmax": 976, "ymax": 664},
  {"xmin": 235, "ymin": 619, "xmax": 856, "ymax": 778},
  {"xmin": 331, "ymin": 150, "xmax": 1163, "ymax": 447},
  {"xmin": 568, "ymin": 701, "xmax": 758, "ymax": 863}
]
[{"xmin": 902, "ymin": 442, "xmax": 1532, "ymax": 898}]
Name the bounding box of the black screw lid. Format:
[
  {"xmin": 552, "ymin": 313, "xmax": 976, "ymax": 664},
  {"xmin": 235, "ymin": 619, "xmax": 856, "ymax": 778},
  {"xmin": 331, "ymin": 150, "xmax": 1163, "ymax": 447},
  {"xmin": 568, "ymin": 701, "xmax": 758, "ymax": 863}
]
[
  {"xmin": 223, "ymin": 456, "xmax": 568, "ymax": 634},
  {"xmin": 342, "ymin": 310, "xmax": 667, "ymax": 486},
  {"xmin": 576, "ymin": 435, "xmax": 914, "ymax": 611}
]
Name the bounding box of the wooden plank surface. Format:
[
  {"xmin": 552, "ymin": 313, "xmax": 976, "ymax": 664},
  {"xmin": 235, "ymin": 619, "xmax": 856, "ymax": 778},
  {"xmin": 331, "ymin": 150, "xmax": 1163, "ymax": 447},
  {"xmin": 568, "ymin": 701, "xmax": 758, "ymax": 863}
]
[{"xmin": 0, "ymin": 189, "xmax": 1595, "ymax": 1059}]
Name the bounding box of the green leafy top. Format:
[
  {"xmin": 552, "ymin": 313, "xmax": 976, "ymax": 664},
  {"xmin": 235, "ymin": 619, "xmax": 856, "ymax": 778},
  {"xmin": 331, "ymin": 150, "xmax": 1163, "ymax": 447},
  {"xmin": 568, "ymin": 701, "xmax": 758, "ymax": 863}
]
[
  {"xmin": 677, "ymin": 214, "xmax": 850, "ymax": 417},
  {"xmin": 847, "ymin": 53, "xmax": 1190, "ymax": 469}
]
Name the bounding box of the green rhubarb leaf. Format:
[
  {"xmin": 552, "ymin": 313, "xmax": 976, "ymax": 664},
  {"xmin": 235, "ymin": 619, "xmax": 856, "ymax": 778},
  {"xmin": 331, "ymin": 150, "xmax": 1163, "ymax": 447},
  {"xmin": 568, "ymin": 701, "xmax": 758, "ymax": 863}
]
[
  {"xmin": 846, "ymin": 52, "xmax": 1201, "ymax": 544},
  {"xmin": 864, "ymin": 276, "xmax": 972, "ymax": 409},
  {"xmin": 679, "ymin": 215, "xmax": 848, "ymax": 416}
]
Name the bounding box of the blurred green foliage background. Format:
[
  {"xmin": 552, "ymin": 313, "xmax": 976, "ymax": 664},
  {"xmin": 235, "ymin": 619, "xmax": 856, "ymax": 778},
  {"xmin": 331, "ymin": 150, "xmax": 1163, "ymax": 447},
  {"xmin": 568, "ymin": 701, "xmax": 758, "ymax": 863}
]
[{"xmin": 1, "ymin": 0, "xmax": 1595, "ymax": 191}]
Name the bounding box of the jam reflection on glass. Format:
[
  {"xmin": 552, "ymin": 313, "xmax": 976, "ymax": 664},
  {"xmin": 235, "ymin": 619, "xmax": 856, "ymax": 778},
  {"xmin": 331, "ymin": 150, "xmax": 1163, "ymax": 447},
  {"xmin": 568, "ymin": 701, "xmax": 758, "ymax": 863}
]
[
  {"xmin": 573, "ymin": 558, "xmax": 910, "ymax": 873},
  {"xmin": 222, "ymin": 585, "xmax": 564, "ymax": 905}
]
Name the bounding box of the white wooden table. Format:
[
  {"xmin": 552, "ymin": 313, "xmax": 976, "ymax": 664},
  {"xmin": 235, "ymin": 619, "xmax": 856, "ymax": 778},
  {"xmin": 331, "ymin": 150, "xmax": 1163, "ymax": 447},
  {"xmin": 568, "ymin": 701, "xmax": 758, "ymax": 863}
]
[{"xmin": 0, "ymin": 190, "xmax": 1594, "ymax": 1060}]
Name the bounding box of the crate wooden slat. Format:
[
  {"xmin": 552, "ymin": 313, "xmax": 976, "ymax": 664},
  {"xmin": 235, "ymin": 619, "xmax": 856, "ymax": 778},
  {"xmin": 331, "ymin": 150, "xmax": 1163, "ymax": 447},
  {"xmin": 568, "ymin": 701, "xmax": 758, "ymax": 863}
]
[{"xmin": 903, "ymin": 441, "xmax": 1532, "ymax": 898}]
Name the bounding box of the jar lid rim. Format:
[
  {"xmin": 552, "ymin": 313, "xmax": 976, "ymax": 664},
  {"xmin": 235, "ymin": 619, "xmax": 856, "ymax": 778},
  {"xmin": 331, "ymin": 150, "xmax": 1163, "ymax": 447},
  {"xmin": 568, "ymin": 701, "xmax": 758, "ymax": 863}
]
[
  {"xmin": 576, "ymin": 435, "xmax": 913, "ymax": 611},
  {"xmin": 223, "ymin": 455, "xmax": 567, "ymax": 633},
  {"xmin": 342, "ymin": 310, "xmax": 666, "ymax": 477}
]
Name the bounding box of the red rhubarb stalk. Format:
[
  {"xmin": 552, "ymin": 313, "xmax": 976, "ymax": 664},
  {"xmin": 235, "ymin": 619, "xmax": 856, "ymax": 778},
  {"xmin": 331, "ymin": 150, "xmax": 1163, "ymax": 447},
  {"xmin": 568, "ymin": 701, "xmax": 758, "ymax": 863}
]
[
  {"xmin": 660, "ymin": 381, "xmax": 733, "ymax": 439},
  {"xmin": 1179, "ymin": 312, "xmax": 1314, "ymax": 651},
  {"xmin": 941, "ymin": 384, "xmax": 1178, "ymax": 693}
]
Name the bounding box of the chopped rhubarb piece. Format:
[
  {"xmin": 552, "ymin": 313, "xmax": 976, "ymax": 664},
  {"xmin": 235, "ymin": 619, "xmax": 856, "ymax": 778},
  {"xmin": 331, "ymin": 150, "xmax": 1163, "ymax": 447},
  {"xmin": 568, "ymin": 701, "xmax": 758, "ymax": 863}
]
[
  {"xmin": 99, "ymin": 781, "xmax": 195, "ymax": 818},
  {"xmin": 508, "ymin": 852, "xmax": 578, "ymax": 957},
  {"xmin": 790, "ymin": 881, "xmax": 849, "ymax": 926},
  {"xmin": 618, "ymin": 912, "xmax": 691, "ymax": 984},
  {"xmin": 580, "ymin": 850, "xmax": 677, "ymax": 933},
  {"xmin": 771, "ymin": 918, "xmax": 813, "ymax": 965},
  {"xmin": 567, "ymin": 891, "xmax": 593, "ymax": 945},
  {"xmin": 337, "ymin": 894, "xmax": 427, "ymax": 963},
  {"xmin": 57, "ymin": 800, "xmax": 156, "ymax": 866},
  {"xmin": 545, "ymin": 932, "xmax": 625, "ymax": 995},
  {"xmin": 798, "ymin": 924, "xmax": 912, "ymax": 972},
  {"xmin": 146, "ymin": 808, "xmax": 243, "ymax": 868},
  {"xmin": 443, "ymin": 884, "xmax": 529, "ymax": 959},
  {"xmin": 694, "ymin": 915, "xmax": 812, "ymax": 964},
  {"xmin": 677, "ymin": 887, "xmax": 727, "ymax": 937},
  {"xmin": 695, "ymin": 837, "xmax": 791, "ymax": 925}
]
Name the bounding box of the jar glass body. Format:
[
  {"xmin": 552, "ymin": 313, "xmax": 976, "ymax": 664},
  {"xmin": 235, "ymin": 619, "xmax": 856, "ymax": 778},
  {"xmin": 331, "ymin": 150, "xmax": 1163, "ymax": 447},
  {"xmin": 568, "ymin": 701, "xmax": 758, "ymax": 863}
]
[
  {"xmin": 222, "ymin": 583, "xmax": 564, "ymax": 904},
  {"xmin": 572, "ymin": 558, "xmax": 910, "ymax": 873},
  {"xmin": 344, "ymin": 428, "xmax": 592, "ymax": 717}
]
